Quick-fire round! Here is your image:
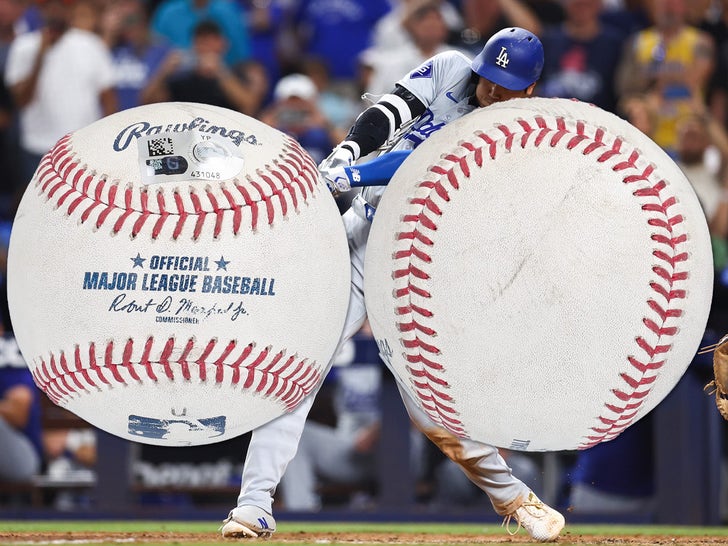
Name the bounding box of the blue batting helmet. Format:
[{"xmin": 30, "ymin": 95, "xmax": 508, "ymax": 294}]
[{"xmin": 471, "ymin": 27, "xmax": 544, "ymax": 91}]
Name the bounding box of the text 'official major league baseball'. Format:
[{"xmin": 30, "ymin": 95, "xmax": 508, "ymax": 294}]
[{"xmin": 82, "ymin": 254, "xmax": 277, "ymax": 324}]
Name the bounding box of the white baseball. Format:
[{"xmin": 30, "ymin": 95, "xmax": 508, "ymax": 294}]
[
  {"xmin": 364, "ymin": 97, "xmax": 713, "ymax": 452},
  {"xmin": 8, "ymin": 102, "xmax": 351, "ymax": 446}
]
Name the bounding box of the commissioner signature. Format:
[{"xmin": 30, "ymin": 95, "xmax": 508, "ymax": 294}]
[{"xmin": 108, "ymin": 294, "xmax": 248, "ymax": 321}]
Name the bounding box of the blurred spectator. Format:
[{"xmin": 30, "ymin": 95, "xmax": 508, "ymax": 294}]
[
  {"xmin": 0, "ymin": 84, "xmax": 14, "ymax": 219},
  {"xmin": 292, "ymin": 0, "xmax": 391, "ymax": 86},
  {"xmin": 0, "ymin": 0, "xmax": 26, "ymax": 214},
  {"xmin": 538, "ymin": 0, "xmax": 624, "ymax": 112},
  {"xmin": 4, "ymin": 0, "xmax": 117, "ymax": 184},
  {"xmin": 673, "ymin": 100, "xmax": 728, "ymax": 278},
  {"xmin": 70, "ymin": 0, "xmax": 98, "ymax": 33},
  {"xmin": 369, "ymin": 0, "xmax": 463, "ymax": 53},
  {"xmin": 699, "ymin": 0, "xmax": 728, "ymax": 125},
  {"xmin": 43, "ymin": 427, "xmax": 96, "ymax": 484},
  {"xmin": 41, "ymin": 425, "xmax": 96, "ymax": 510},
  {"xmin": 567, "ymin": 415, "xmax": 655, "ymax": 514},
  {"xmin": 0, "ymin": 0, "xmax": 28, "ymax": 45},
  {"xmin": 676, "ymin": 107, "xmax": 728, "ymax": 226},
  {"xmin": 103, "ymin": 0, "xmax": 172, "ymax": 111},
  {"xmin": 236, "ymin": 58, "xmax": 271, "ymax": 116},
  {"xmin": 259, "ymin": 73, "xmax": 343, "ymax": 163},
  {"xmin": 2, "ymin": 0, "xmax": 33, "ymax": 37},
  {"xmin": 616, "ymin": 0, "xmax": 714, "ymax": 157},
  {"xmin": 451, "ymin": 0, "xmax": 542, "ymax": 56},
  {"xmin": 523, "ymin": 0, "xmax": 565, "ymax": 26},
  {"xmin": 0, "ymin": 331, "xmax": 43, "ymax": 483},
  {"xmin": 151, "ymin": 0, "xmax": 250, "ymax": 68},
  {"xmin": 361, "ymin": 0, "xmax": 455, "ymax": 97},
  {"xmin": 619, "ymin": 92, "xmax": 659, "ymax": 135},
  {"xmin": 302, "ymin": 57, "xmax": 359, "ymax": 134},
  {"xmin": 0, "ymin": 218, "xmax": 43, "ymax": 486},
  {"xmin": 599, "ymin": 0, "xmax": 650, "ymax": 41},
  {"xmin": 279, "ymin": 328, "xmax": 381, "ymax": 511},
  {"xmin": 238, "ymin": 0, "xmax": 287, "ymax": 92},
  {"xmin": 141, "ymin": 20, "xmax": 258, "ymax": 114},
  {"xmin": 684, "ymin": 0, "xmax": 714, "ymax": 27}
]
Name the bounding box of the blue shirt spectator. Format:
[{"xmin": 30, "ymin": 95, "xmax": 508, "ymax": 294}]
[
  {"xmin": 151, "ymin": 0, "xmax": 250, "ymax": 67},
  {"xmin": 294, "ymin": 0, "xmax": 391, "ymax": 81},
  {"xmin": 106, "ymin": 1, "xmax": 173, "ymax": 111},
  {"xmin": 539, "ymin": 23, "xmax": 624, "ymax": 113},
  {"xmin": 537, "ymin": 0, "xmax": 624, "ymax": 113},
  {"xmin": 237, "ymin": 0, "xmax": 287, "ymax": 86},
  {"xmin": 113, "ymin": 42, "xmax": 172, "ymax": 111}
]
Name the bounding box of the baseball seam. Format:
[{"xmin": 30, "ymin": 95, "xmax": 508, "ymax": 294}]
[
  {"xmin": 35, "ymin": 133, "xmax": 319, "ymax": 240},
  {"xmin": 392, "ymin": 115, "xmax": 685, "ymax": 448},
  {"xmin": 29, "ymin": 132, "xmax": 323, "ymax": 409},
  {"xmin": 32, "ymin": 338, "xmax": 322, "ymax": 411}
]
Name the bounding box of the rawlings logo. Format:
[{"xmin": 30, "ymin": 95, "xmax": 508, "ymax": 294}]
[{"xmin": 113, "ymin": 117, "xmax": 260, "ymax": 151}]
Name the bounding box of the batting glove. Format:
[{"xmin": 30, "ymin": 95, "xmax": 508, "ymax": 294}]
[{"xmin": 319, "ymin": 142, "xmax": 359, "ymax": 193}]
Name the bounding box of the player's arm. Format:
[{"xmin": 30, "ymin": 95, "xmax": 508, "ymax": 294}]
[
  {"xmin": 346, "ymin": 84, "xmax": 426, "ymax": 158},
  {"xmin": 320, "ymin": 84, "xmax": 425, "ymax": 193},
  {"xmin": 325, "ymin": 150, "xmax": 412, "ymax": 190}
]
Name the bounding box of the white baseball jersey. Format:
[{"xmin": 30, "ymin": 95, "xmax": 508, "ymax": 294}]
[{"xmin": 362, "ymin": 50, "xmax": 479, "ymax": 209}]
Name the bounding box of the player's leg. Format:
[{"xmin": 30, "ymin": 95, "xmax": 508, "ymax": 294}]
[
  {"xmin": 397, "ymin": 385, "xmax": 526, "ymax": 512},
  {"xmin": 222, "ymin": 310, "xmax": 366, "ymax": 537},
  {"xmin": 397, "ymin": 387, "xmax": 565, "ymax": 542},
  {"xmin": 280, "ymin": 420, "xmax": 373, "ymax": 510},
  {"xmin": 222, "ymin": 209, "xmax": 369, "ymax": 538},
  {"xmin": 221, "ymin": 393, "xmax": 314, "ymax": 537},
  {"xmin": 277, "ymin": 419, "xmax": 331, "ymax": 511}
]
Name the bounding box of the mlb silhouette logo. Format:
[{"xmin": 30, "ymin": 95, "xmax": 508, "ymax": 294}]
[{"xmin": 128, "ymin": 415, "xmax": 226, "ymax": 441}]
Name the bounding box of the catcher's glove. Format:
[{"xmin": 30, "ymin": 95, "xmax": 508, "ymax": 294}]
[{"xmin": 703, "ymin": 333, "xmax": 728, "ymax": 420}]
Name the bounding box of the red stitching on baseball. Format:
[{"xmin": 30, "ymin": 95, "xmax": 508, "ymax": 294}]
[
  {"xmin": 28, "ymin": 134, "xmax": 325, "ymax": 410},
  {"xmin": 392, "ymin": 115, "xmax": 688, "ymax": 444},
  {"xmin": 549, "ymin": 117, "xmax": 568, "ymax": 147},
  {"xmin": 395, "ymin": 283, "xmax": 432, "ymax": 299},
  {"xmin": 34, "ymin": 134, "xmax": 318, "ymax": 241},
  {"xmin": 497, "ymin": 124, "xmax": 515, "ymax": 151},
  {"xmin": 476, "ymin": 132, "xmax": 497, "ymax": 159},
  {"xmin": 31, "ymin": 337, "xmax": 322, "ymax": 412}
]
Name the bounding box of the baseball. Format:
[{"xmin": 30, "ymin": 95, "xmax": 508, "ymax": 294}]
[
  {"xmin": 8, "ymin": 102, "xmax": 351, "ymax": 446},
  {"xmin": 364, "ymin": 97, "xmax": 713, "ymax": 452}
]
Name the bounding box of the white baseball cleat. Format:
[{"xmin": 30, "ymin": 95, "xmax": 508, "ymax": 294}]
[
  {"xmin": 221, "ymin": 506, "xmax": 276, "ymax": 539},
  {"xmin": 502, "ymin": 491, "xmax": 565, "ymax": 542}
]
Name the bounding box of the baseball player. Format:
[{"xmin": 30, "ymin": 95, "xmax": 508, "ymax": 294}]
[{"xmin": 222, "ymin": 27, "xmax": 565, "ymax": 542}]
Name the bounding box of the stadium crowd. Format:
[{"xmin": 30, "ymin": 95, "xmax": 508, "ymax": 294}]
[{"xmin": 1, "ymin": 0, "xmax": 728, "ymax": 519}]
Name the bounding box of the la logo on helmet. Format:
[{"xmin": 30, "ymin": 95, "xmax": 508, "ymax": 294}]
[{"xmin": 496, "ymin": 47, "xmax": 510, "ymax": 68}]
